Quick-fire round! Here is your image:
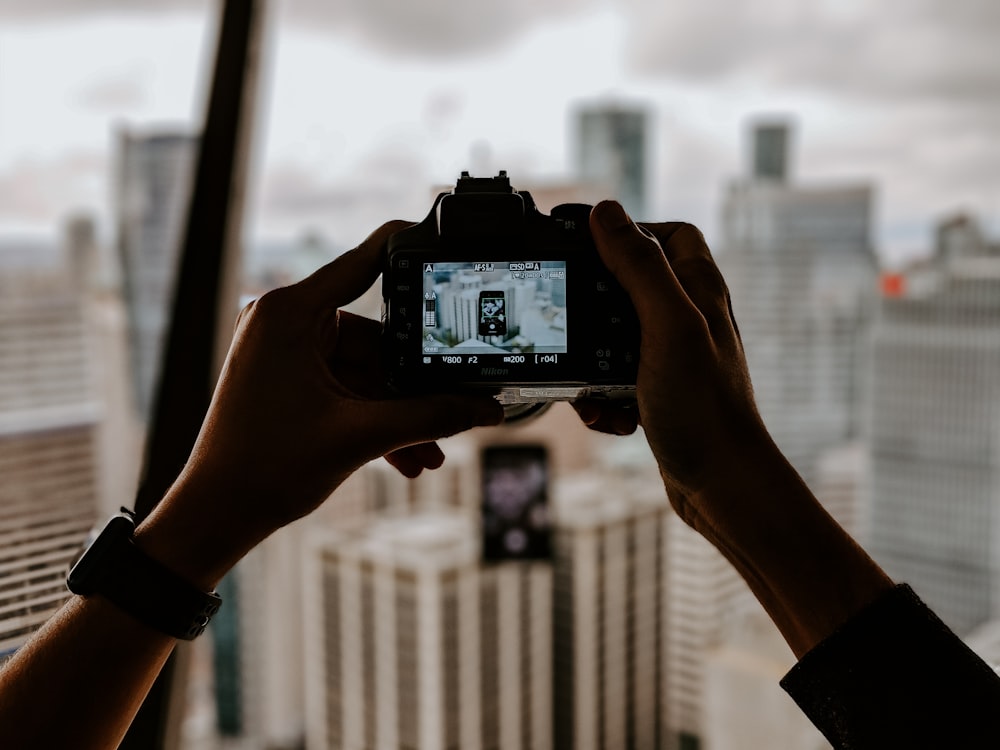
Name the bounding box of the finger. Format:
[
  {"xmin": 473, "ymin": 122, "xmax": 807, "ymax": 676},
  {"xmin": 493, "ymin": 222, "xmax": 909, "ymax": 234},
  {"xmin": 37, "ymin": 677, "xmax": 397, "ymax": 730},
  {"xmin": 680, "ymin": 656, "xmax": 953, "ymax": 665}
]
[
  {"xmin": 642, "ymin": 222, "xmax": 741, "ymax": 348},
  {"xmin": 641, "ymin": 221, "xmax": 714, "ymax": 265},
  {"xmin": 325, "ymin": 311, "xmax": 383, "ymax": 394},
  {"xmin": 361, "ymin": 394, "xmax": 504, "ymax": 457},
  {"xmin": 330, "ymin": 311, "xmax": 381, "ymax": 364},
  {"xmin": 571, "ymin": 399, "xmax": 638, "ymax": 436},
  {"xmin": 296, "ymin": 220, "xmax": 413, "ymax": 310},
  {"xmin": 590, "ymin": 201, "xmax": 690, "ymax": 326},
  {"xmin": 385, "ymin": 442, "xmax": 446, "ymax": 478},
  {"xmin": 234, "ymin": 297, "xmax": 256, "ymax": 333}
]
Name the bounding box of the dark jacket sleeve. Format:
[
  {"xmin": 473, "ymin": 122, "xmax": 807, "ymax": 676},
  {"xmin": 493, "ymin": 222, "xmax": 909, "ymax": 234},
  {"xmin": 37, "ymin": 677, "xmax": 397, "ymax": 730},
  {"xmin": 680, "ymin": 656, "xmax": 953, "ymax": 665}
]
[{"xmin": 780, "ymin": 584, "xmax": 1000, "ymax": 749}]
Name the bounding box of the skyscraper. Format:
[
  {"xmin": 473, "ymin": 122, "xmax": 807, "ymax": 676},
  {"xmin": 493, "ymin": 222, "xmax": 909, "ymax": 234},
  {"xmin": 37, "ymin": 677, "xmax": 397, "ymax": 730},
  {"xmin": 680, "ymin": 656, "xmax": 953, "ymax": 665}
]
[
  {"xmin": 575, "ymin": 104, "xmax": 649, "ymax": 219},
  {"xmin": 550, "ymin": 471, "xmax": 670, "ymax": 750},
  {"xmin": 662, "ymin": 513, "xmax": 754, "ymax": 749},
  {"xmin": 701, "ymin": 608, "xmax": 828, "ymax": 750},
  {"xmin": 304, "ymin": 512, "xmax": 552, "ymax": 750},
  {"xmin": 653, "ymin": 120, "xmax": 877, "ymax": 747},
  {"xmin": 0, "ymin": 237, "xmax": 102, "ymax": 656},
  {"xmin": 718, "ymin": 121, "xmax": 877, "ymax": 484},
  {"xmin": 115, "ymin": 129, "xmax": 198, "ymax": 419},
  {"xmin": 868, "ymin": 215, "xmax": 1000, "ymax": 634}
]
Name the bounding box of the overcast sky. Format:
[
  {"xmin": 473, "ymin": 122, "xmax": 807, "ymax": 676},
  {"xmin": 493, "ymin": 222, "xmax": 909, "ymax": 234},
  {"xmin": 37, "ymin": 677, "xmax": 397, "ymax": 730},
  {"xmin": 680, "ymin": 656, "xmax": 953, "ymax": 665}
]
[{"xmin": 0, "ymin": 0, "xmax": 997, "ymax": 266}]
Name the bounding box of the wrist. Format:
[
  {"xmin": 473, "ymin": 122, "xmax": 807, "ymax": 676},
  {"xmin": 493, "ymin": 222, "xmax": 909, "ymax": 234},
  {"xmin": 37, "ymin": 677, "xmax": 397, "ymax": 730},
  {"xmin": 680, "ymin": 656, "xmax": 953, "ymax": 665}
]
[
  {"xmin": 680, "ymin": 436, "xmax": 893, "ymax": 657},
  {"xmin": 67, "ymin": 508, "xmax": 223, "ymax": 640},
  {"xmin": 132, "ymin": 478, "xmax": 260, "ymax": 591}
]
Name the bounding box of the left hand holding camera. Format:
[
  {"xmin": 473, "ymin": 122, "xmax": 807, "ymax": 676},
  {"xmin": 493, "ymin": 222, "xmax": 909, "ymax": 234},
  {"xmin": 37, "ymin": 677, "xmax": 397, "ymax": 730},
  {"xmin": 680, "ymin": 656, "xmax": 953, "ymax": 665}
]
[{"xmin": 134, "ymin": 221, "xmax": 504, "ymax": 589}]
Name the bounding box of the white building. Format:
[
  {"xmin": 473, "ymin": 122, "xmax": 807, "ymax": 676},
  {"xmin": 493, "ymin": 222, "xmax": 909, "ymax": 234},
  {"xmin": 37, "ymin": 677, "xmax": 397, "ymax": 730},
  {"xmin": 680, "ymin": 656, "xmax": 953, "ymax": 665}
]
[
  {"xmin": 718, "ymin": 122, "xmax": 877, "ymax": 486},
  {"xmin": 701, "ymin": 608, "xmax": 829, "ymax": 750},
  {"xmin": 662, "ymin": 512, "xmax": 754, "ymax": 750},
  {"xmin": 201, "ymin": 444, "xmax": 482, "ymax": 749},
  {"xmin": 868, "ymin": 215, "xmax": 1000, "ymax": 635},
  {"xmin": 574, "ymin": 104, "xmax": 650, "ymax": 219},
  {"xmin": 304, "ymin": 512, "xmax": 552, "ymax": 750},
  {"xmin": 550, "ymin": 470, "xmax": 671, "ymax": 750},
  {"xmin": 0, "ymin": 230, "xmax": 113, "ymax": 656},
  {"xmin": 636, "ymin": 121, "xmax": 877, "ymax": 748}
]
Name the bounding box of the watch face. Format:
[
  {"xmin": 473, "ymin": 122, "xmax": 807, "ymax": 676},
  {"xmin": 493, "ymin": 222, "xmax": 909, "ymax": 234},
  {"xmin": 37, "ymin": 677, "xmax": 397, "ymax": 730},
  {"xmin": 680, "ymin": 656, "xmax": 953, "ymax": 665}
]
[{"xmin": 66, "ymin": 514, "xmax": 134, "ymax": 596}]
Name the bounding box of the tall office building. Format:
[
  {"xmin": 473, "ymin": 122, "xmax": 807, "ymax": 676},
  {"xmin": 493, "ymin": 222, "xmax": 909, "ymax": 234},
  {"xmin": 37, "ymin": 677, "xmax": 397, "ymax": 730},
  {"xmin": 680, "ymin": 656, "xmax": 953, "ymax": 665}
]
[
  {"xmin": 868, "ymin": 215, "xmax": 1000, "ymax": 635},
  {"xmin": 662, "ymin": 512, "xmax": 754, "ymax": 749},
  {"xmin": 115, "ymin": 129, "xmax": 198, "ymax": 419},
  {"xmin": 0, "ymin": 236, "xmax": 103, "ymax": 656},
  {"xmin": 750, "ymin": 121, "xmax": 791, "ymax": 182},
  {"xmin": 718, "ymin": 122, "xmax": 877, "ymax": 484},
  {"xmin": 550, "ymin": 470, "xmax": 670, "ymax": 750},
  {"xmin": 701, "ymin": 608, "xmax": 828, "ymax": 750},
  {"xmin": 188, "ymin": 441, "xmax": 486, "ymax": 749},
  {"xmin": 575, "ymin": 104, "xmax": 650, "ymax": 219},
  {"xmin": 304, "ymin": 513, "xmax": 552, "ymax": 750}
]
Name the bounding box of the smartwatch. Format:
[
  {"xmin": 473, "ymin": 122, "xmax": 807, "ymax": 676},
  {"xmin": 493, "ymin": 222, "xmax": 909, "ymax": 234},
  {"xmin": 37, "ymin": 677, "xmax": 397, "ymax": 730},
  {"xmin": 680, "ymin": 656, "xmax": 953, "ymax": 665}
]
[{"xmin": 67, "ymin": 508, "xmax": 222, "ymax": 640}]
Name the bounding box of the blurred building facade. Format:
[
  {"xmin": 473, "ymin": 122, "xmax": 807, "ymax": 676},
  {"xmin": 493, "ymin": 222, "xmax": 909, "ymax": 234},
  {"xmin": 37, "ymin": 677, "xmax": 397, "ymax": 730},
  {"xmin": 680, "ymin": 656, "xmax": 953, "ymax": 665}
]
[
  {"xmin": 701, "ymin": 608, "xmax": 829, "ymax": 750},
  {"xmin": 868, "ymin": 215, "xmax": 1000, "ymax": 635},
  {"xmin": 115, "ymin": 129, "xmax": 198, "ymax": 419},
  {"xmin": 550, "ymin": 471, "xmax": 670, "ymax": 750},
  {"xmin": 304, "ymin": 513, "xmax": 552, "ymax": 750},
  {"xmin": 574, "ymin": 104, "xmax": 650, "ymax": 220},
  {"xmin": 661, "ymin": 513, "xmax": 752, "ymax": 750},
  {"xmin": 718, "ymin": 122, "xmax": 877, "ymax": 486},
  {"xmin": 0, "ymin": 219, "xmax": 133, "ymax": 656}
]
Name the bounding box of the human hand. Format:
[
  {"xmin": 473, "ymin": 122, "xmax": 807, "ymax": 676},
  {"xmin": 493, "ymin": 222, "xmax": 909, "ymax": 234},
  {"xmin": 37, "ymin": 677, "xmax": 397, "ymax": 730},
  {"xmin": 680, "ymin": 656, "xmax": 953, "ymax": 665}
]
[
  {"xmin": 136, "ymin": 222, "xmax": 503, "ymax": 585},
  {"xmin": 575, "ymin": 201, "xmax": 769, "ymax": 513},
  {"xmin": 576, "ymin": 202, "xmax": 897, "ymax": 657}
]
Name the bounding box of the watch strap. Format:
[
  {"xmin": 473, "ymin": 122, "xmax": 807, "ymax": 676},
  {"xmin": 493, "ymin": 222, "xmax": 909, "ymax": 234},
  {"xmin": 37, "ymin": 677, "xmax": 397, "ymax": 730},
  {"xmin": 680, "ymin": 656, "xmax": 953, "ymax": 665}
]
[
  {"xmin": 68, "ymin": 509, "xmax": 222, "ymax": 640},
  {"xmin": 101, "ymin": 538, "xmax": 222, "ymax": 640}
]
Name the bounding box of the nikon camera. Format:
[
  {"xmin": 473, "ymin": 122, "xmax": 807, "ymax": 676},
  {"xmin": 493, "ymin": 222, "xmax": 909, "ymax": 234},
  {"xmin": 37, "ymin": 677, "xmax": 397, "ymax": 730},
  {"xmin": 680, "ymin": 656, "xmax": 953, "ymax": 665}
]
[{"xmin": 381, "ymin": 171, "xmax": 639, "ymax": 413}]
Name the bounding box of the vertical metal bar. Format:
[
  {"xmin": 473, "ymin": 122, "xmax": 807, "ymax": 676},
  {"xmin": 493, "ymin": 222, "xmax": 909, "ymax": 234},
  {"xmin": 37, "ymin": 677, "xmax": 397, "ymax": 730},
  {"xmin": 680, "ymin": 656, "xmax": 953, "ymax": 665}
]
[{"xmin": 120, "ymin": 0, "xmax": 266, "ymax": 747}]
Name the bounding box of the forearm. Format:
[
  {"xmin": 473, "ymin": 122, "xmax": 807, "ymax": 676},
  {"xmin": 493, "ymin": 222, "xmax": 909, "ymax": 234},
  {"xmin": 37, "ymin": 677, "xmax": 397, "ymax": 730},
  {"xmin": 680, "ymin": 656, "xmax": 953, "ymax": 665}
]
[
  {"xmin": 0, "ymin": 595, "xmax": 176, "ymax": 750},
  {"xmin": 679, "ymin": 437, "xmax": 893, "ymax": 659},
  {"xmin": 0, "ymin": 481, "xmax": 234, "ymax": 749}
]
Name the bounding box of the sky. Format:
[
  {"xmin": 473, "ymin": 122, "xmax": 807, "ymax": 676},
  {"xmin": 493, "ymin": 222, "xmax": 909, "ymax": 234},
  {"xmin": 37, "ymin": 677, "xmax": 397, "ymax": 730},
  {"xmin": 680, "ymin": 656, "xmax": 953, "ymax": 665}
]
[{"xmin": 0, "ymin": 0, "xmax": 998, "ymax": 267}]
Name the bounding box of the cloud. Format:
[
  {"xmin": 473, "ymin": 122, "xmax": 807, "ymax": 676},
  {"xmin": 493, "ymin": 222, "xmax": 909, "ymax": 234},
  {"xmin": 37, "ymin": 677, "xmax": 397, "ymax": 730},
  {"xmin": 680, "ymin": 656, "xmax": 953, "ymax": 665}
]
[
  {"xmin": 77, "ymin": 73, "xmax": 148, "ymax": 111},
  {"xmin": 624, "ymin": 0, "xmax": 1000, "ymax": 107},
  {"xmin": 0, "ymin": 0, "xmax": 206, "ymax": 20},
  {"xmin": 2, "ymin": 0, "xmax": 995, "ymax": 102},
  {"xmin": 0, "ymin": 152, "xmax": 106, "ymax": 222},
  {"xmin": 279, "ymin": 0, "xmax": 596, "ymax": 57},
  {"xmin": 0, "ymin": 0, "xmax": 597, "ymax": 57}
]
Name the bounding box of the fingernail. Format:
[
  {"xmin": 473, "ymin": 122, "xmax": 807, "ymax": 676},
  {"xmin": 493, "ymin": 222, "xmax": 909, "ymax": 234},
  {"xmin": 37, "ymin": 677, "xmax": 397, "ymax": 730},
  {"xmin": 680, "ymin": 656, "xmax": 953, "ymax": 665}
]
[{"xmin": 596, "ymin": 201, "xmax": 631, "ymax": 231}]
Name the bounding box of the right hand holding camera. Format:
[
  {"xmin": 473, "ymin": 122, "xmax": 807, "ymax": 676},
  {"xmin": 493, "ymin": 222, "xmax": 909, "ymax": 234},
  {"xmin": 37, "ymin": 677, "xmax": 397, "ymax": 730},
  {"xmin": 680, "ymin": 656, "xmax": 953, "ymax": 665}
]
[
  {"xmin": 580, "ymin": 201, "xmax": 770, "ymax": 509},
  {"xmin": 583, "ymin": 201, "xmax": 893, "ymax": 658}
]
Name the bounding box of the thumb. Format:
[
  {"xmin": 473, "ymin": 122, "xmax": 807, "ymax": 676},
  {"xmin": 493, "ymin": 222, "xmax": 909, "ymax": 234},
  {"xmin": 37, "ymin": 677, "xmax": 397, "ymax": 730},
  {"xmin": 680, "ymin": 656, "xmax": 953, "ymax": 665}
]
[
  {"xmin": 590, "ymin": 201, "xmax": 687, "ymax": 324},
  {"xmin": 363, "ymin": 394, "xmax": 505, "ymax": 455}
]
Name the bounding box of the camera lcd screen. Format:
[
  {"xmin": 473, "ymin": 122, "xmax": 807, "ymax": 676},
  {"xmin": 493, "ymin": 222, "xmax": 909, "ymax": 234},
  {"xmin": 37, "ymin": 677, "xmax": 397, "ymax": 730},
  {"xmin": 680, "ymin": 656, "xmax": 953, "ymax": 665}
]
[{"xmin": 420, "ymin": 261, "xmax": 567, "ymax": 359}]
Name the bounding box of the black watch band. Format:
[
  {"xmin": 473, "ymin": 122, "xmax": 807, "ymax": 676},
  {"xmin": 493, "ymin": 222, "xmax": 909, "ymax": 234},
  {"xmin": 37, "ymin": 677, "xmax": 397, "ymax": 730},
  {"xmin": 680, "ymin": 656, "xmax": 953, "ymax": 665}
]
[{"xmin": 67, "ymin": 508, "xmax": 222, "ymax": 640}]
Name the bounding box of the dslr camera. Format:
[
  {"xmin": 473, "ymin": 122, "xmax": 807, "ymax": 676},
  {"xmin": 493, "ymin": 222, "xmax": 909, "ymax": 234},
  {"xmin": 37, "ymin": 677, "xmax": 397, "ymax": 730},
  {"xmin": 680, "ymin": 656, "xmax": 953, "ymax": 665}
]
[{"xmin": 382, "ymin": 171, "xmax": 639, "ymax": 416}]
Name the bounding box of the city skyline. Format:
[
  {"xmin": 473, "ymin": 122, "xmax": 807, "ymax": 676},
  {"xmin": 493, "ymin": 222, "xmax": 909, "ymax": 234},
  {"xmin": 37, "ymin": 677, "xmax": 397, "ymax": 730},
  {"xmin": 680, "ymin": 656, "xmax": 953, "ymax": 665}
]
[
  {"xmin": 2, "ymin": 8, "xmax": 1000, "ymax": 740},
  {"xmin": 1, "ymin": 1, "xmax": 998, "ymax": 267},
  {"xmin": 1, "ymin": 105, "xmax": 999, "ymax": 749}
]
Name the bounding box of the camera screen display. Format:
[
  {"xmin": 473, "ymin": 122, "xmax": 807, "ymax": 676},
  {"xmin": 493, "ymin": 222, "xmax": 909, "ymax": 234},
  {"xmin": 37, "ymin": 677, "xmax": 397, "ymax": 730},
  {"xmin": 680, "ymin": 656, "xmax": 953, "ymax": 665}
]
[
  {"xmin": 420, "ymin": 260, "xmax": 567, "ymax": 359},
  {"xmin": 481, "ymin": 445, "xmax": 551, "ymax": 561}
]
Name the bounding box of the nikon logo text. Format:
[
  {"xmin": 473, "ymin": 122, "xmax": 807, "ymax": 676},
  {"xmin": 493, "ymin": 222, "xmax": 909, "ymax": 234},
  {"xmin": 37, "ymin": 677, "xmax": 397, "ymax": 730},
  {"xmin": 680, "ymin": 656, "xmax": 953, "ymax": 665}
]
[{"xmin": 481, "ymin": 367, "xmax": 509, "ymax": 376}]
